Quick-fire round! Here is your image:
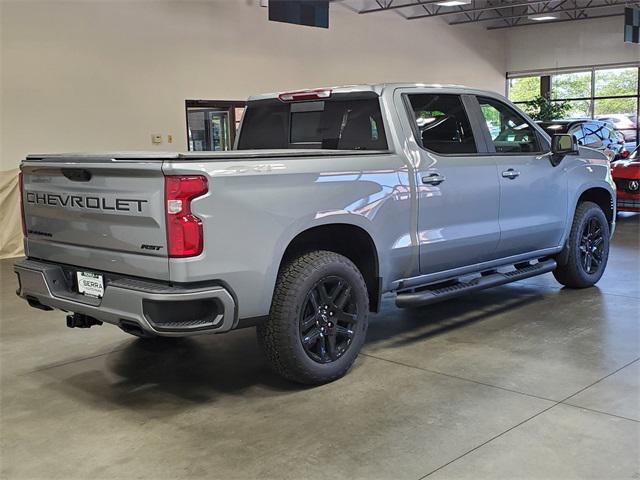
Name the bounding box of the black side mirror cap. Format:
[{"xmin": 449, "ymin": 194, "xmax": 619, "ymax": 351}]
[{"xmin": 550, "ymin": 134, "xmax": 578, "ymax": 166}]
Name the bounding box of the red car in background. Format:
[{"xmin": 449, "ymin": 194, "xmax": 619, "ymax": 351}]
[{"xmin": 612, "ymin": 146, "xmax": 640, "ymax": 213}]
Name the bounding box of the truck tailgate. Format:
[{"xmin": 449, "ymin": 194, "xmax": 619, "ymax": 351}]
[{"xmin": 21, "ymin": 157, "xmax": 169, "ymax": 280}]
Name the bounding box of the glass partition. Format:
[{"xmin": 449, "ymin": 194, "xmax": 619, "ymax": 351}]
[{"xmin": 508, "ymin": 65, "xmax": 640, "ymax": 148}]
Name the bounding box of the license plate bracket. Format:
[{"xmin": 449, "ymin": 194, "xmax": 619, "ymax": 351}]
[{"xmin": 76, "ymin": 271, "xmax": 104, "ymax": 298}]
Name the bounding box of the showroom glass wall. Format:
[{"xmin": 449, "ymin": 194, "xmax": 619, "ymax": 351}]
[
  {"xmin": 507, "ymin": 64, "xmax": 640, "ymax": 148},
  {"xmin": 185, "ymin": 100, "xmax": 246, "ymax": 151}
]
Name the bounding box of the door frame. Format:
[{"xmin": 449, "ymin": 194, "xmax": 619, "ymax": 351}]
[{"xmin": 185, "ymin": 99, "xmax": 246, "ymax": 151}]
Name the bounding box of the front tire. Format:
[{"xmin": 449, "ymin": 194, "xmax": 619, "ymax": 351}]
[
  {"xmin": 257, "ymin": 251, "xmax": 369, "ymax": 385},
  {"xmin": 553, "ymin": 201, "xmax": 610, "ymax": 288}
]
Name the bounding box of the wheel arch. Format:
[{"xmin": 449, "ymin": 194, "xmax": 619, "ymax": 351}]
[
  {"xmin": 576, "ymin": 187, "xmax": 615, "ymax": 227},
  {"xmin": 278, "ymin": 223, "xmax": 381, "ymax": 313}
]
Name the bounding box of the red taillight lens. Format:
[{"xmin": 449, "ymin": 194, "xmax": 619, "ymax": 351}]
[
  {"xmin": 164, "ymin": 175, "xmax": 208, "ymax": 258},
  {"xmin": 622, "ymin": 150, "xmax": 630, "ymax": 159},
  {"xmin": 18, "ymin": 171, "xmax": 26, "ymax": 237}
]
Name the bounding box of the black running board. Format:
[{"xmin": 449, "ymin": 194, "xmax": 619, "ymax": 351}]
[{"xmin": 395, "ymin": 259, "xmax": 557, "ymax": 308}]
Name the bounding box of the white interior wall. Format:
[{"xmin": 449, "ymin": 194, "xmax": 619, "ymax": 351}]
[
  {"xmin": 0, "ymin": 0, "xmax": 508, "ymax": 171},
  {"xmin": 505, "ymin": 16, "xmax": 639, "ymax": 73},
  {"xmin": 3, "ymin": 1, "xmax": 634, "ymax": 258}
]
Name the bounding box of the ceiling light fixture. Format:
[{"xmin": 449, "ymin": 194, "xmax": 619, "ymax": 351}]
[
  {"xmin": 528, "ymin": 14, "xmax": 559, "ymax": 21},
  {"xmin": 435, "ymin": 0, "xmax": 471, "ymax": 6}
]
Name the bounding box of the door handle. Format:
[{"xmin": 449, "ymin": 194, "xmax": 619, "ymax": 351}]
[
  {"xmin": 502, "ymin": 169, "xmax": 520, "ymax": 179},
  {"xmin": 422, "ymin": 173, "xmax": 446, "ymax": 186}
]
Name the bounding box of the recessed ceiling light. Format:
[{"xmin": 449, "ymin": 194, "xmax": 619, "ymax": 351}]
[
  {"xmin": 528, "ymin": 14, "xmax": 559, "ymax": 21},
  {"xmin": 436, "ymin": 0, "xmax": 471, "ymax": 6}
]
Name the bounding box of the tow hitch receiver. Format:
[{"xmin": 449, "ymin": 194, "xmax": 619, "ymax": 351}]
[{"xmin": 66, "ymin": 313, "xmax": 103, "ymax": 329}]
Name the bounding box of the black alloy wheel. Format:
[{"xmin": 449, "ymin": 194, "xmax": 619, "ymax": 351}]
[
  {"xmin": 257, "ymin": 250, "xmax": 369, "ymax": 384},
  {"xmin": 579, "ymin": 217, "xmax": 606, "ymax": 275},
  {"xmin": 553, "ymin": 201, "xmax": 610, "ymax": 288},
  {"xmin": 299, "ymin": 276, "xmax": 359, "ymax": 364}
]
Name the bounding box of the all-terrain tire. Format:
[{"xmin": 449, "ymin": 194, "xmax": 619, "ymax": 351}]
[
  {"xmin": 257, "ymin": 250, "xmax": 369, "ymax": 385},
  {"xmin": 553, "ymin": 201, "xmax": 610, "ymax": 288}
]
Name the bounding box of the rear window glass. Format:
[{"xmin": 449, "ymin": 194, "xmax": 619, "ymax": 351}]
[
  {"xmin": 237, "ymin": 96, "xmax": 388, "ymax": 150},
  {"xmin": 290, "ymin": 111, "xmax": 323, "ymax": 143}
]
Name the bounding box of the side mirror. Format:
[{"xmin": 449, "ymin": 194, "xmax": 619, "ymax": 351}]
[{"xmin": 550, "ymin": 134, "xmax": 578, "ymax": 166}]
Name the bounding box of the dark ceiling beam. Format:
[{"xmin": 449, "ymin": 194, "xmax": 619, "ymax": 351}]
[
  {"xmin": 549, "ymin": 0, "xmax": 569, "ymax": 11},
  {"xmin": 449, "ymin": 0, "xmax": 632, "ymax": 24},
  {"xmin": 486, "ymin": 10, "xmax": 632, "ymax": 28},
  {"xmin": 408, "ymin": 0, "xmax": 638, "ymax": 19},
  {"xmin": 359, "ymin": 0, "xmax": 441, "ymax": 13},
  {"xmin": 408, "ymin": 0, "xmax": 555, "ymax": 19}
]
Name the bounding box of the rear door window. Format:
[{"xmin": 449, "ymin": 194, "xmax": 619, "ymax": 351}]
[{"xmin": 406, "ymin": 94, "xmax": 477, "ymax": 154}]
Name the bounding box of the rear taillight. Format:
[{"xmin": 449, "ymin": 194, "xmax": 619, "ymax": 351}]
[
  {"xmin": 18, "ymin": 171, "xmax": 26, "ymax": 237},
  {"xmin": 164, "ymin": 175, "xmax": 208, "ymax": 258},
  {"xmin": 621, "ymin": 150, "xmax": 630, "ymax": 159}
]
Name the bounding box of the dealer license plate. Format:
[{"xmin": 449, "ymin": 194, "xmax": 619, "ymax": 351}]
[{"xmin": 76, "ymin": 271, "xmax": 104, "ymax": 298}]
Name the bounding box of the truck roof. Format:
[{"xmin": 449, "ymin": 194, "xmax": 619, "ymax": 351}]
[{"xmin": 248, "ymin": 83, "xmax": 497, "ymax": 101}]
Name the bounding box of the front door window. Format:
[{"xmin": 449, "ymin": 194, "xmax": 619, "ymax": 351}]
[{"xmin": 478, "ymin": 97, "xmax": 541, "ymax": 153}]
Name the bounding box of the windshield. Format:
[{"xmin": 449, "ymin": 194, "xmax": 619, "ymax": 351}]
[{"xmin": 237, "ymin": 95, "xmax": 388, "ymax": 150}]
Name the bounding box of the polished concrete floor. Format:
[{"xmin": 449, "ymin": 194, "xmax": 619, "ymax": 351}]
[{"xmin": 1, "ymin": 215, "xmax": 639, "ymax": 479}]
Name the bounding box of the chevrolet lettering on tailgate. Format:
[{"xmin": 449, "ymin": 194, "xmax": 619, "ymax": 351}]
[{"xmin": 26, "ymin": 191, "xmax": 148, "ymax": 213}]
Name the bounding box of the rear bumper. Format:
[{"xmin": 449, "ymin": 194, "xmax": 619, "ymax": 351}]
[{"xmin": 14, "ymin": 259, "xmax": 237, "ymax": 336}]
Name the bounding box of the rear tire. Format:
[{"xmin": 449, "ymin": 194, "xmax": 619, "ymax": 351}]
[
  {"xmin": 553, "ymin": 201, "xmax": 610, "ymax": 288},
  {"xmin": 257, "ymin": 250, "xmax": 369, "ymax": 385}
]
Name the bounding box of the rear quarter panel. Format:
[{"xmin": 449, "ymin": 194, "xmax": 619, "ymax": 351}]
[{"xmin": 163, "ymin": 153, "xmax": 413, "ymax": 319}]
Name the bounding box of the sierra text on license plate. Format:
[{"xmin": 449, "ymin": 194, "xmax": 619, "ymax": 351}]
[{"xmin": 76, "ymin": 271, "xmax": 104, "ymax": 298}]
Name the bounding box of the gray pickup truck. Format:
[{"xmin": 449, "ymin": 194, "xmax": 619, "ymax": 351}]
[{"xmin": 15, "ymin": 84, "xmax": 616, "ymax": 384}]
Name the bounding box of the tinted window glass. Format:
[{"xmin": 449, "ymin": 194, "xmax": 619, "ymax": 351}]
[
  {"xmin": 582, "ymin": 123, "xmax": 604, "ymax": 146},
  {"xmin": 572, "ymin": 125, "xmax": 585, "ymax": 143},
  {"xmin": 237, "ymin": 97, "xmax": 388, "ymax": 150},
  {"xmin": 407, "ymin": 94, "xmax": 477, "ymax": 154},
  {"xmin": 604, "ymin": 127, "xmax": 616, "ymax": 141},
  {"xmin": 290, "ymin": 111, "xmax": 323, "ymax": 143},
  {"xmin": 478, "ymin": 97, "xmax": 541, "ymax": 153}
]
